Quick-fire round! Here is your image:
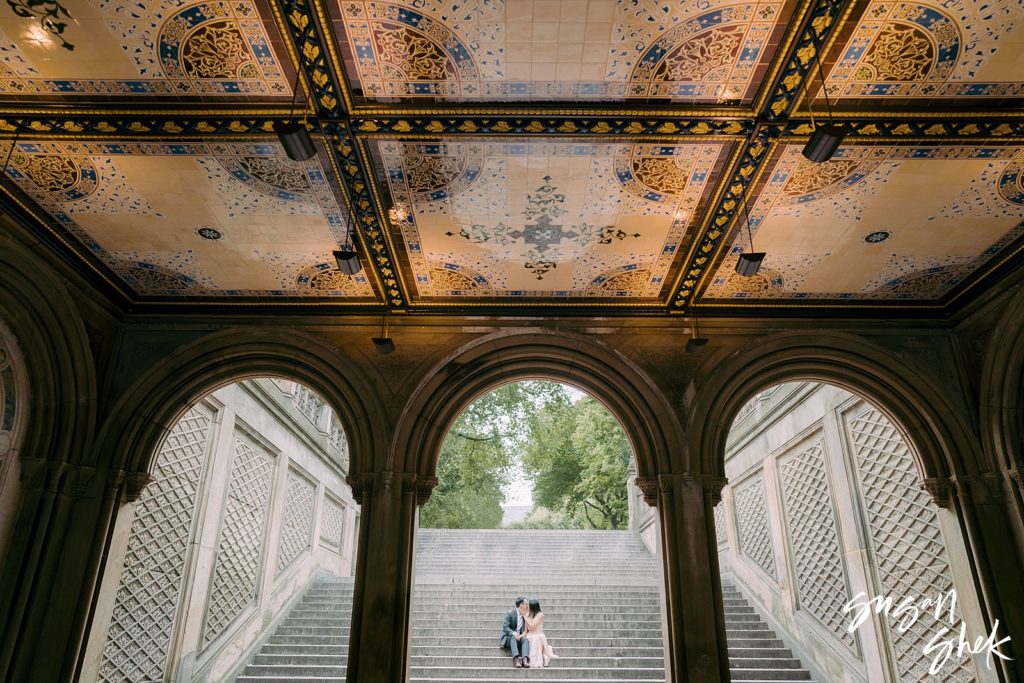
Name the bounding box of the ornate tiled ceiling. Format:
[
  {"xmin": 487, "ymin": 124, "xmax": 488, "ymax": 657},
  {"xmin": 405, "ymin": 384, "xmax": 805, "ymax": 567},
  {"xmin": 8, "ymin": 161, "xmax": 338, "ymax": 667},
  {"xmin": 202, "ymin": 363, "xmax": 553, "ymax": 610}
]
[
  {"xmin": 1, "ymin": 0, "xmax": 1023, "ymax": 315},
  {"xmin": 328, "ymin": 0, "xmax": 798, "ymax": 104}
]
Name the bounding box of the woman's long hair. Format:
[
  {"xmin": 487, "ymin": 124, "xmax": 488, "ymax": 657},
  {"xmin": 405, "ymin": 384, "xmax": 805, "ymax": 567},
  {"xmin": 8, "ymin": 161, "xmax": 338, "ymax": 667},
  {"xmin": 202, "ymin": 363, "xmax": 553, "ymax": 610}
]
[{"xmin": 528, "ymin": 599, "xmax": 541, "ymax": 617}]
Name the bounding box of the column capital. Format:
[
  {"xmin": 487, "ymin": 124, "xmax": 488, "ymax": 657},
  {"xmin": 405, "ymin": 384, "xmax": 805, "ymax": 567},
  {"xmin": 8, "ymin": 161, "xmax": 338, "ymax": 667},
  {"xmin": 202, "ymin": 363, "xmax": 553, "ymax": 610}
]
[
  {"xmin": 19, "ymin": 457, "xmax": 66, "ymax": 494},
  {"xmin": 922, "ymin": 476, "xmax": 955, "ymax": 508},
  {"xmin": 346, "ymin": 472, "xmax": 372, "ymax": 505},
  {"xmin": 124, "ymin": 471, "xmax": 154, "ymax": 502},
  {"xmin": 633, "ymin": 474, "xmax": 728, "ymax": 506},
  {"xmin": 1008, "ymin": 468, "xmax": 1023, "ymax": 498},
  {"xmin": 634, "ymin": 476, "xmax": 660, "ymax": 506},
  {"xmin": 695, "ymin": 475, "xmax": 728, "ymax": 505},
  {"xmin": 950, "ymin": 471, "xmax": 1006, "ymax": 505}
]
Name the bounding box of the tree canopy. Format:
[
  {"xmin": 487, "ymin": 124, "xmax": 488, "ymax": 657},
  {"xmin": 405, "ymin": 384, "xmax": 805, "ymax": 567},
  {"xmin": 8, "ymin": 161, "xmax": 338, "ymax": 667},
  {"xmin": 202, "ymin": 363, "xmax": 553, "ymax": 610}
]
[{"xmin": 419, "ymin": 381, "xmax": 632, "ymax": 530}]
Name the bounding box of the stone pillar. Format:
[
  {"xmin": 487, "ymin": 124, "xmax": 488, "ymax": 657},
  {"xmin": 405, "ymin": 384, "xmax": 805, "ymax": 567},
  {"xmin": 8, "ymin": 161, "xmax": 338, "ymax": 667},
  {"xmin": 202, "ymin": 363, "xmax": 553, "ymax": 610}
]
[
  {"xmin": 639, "ymin": 473, "xmax": 729, "ymax": 682},
  {"xmin": 344, "ymin": 471, "xmax": 432, "ymax": 683},
  {"xmin": 0, "ymin": 459, "xmax": 125, "ymax": 682},
  {"xmin": 939, "ymin": 474, "xmax": 1024, "ymax": 682}
]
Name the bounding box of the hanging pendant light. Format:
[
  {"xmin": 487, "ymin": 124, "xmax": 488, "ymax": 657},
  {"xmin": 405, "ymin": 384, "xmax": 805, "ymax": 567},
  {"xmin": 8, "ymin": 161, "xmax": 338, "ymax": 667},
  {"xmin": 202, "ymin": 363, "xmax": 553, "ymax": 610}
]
[
  {"xmin": 333, "ymin": 204, "xmax": 362, "ymax": 275},
  {"xmin": 801, "ymin": 34, "xmax": 845, "ymax": 163},
  {"xmin": 372, "ymin": 312, "xmax": 395, "ymax": 354},
  {"xmin": 686, "ymin": 315, "xmax": 709, "ymax": 354},
  {"xmin": 277, "ymin": 67, "xmax": 316, "ymax": 162},
  {"xmin": 735, "ymin": 189, "xmax": 765, "ymax": 277}
]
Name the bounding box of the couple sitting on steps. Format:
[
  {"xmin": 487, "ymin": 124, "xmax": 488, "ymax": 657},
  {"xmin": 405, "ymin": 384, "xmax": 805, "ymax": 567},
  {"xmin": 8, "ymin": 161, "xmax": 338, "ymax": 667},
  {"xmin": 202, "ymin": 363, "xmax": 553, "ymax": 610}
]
[{"xmin": 499, "ymin": 596, "xmax": 558, "ymax": 668}]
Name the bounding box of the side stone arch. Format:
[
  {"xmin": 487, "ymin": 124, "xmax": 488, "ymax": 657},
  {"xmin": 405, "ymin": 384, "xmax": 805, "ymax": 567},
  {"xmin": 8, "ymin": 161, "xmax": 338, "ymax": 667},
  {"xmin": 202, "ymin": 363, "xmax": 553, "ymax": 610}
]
[
  {"xmin": 393, "ymin": 329, "xmax": 683, "ymax": 484},
  {"xmin": 0, "ymin": 231, "xmax": 98, "ymax": 683},
  {"xmin": 686, "ymin": 329, "xmax": 1024, "ymax": 681},
  {"xmin": 979, "ymin": 286, "xmax": 1024, "ymax": 502},
  {"xmin": 685, "ymin": 330, "xmax": 978, "ymax": 489},
  {"xmin": 95, "ymin": 328, "xmax": 389, "ymax": 485}
]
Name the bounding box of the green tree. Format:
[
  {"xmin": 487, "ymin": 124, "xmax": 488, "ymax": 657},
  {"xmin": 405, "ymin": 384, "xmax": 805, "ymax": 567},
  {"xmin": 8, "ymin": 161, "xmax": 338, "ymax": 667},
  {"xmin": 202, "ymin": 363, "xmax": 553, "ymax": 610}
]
[
  {"xmin": 523, "ymin": 396, "xmax": 631, "ymax": 529},
  {"xmin": 420, "ymin": 381, "xmax": 567, "ymax": 528}
]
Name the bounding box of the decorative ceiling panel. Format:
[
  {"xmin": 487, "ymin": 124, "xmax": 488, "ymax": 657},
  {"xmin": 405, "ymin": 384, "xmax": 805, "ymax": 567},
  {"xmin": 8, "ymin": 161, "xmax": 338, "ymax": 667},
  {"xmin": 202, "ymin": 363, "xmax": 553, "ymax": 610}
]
[
  {"xmin": 0, "ymin": 0, "xmax": 291, "ymax": 100},
  {"xmin": 3, "ymin": 140, "xmax": 375, "ymax": 299},
  {"xmin": 810, "ymin": 0, "xmax": 1024, "ymax": 111},
  {"xmin": 700, "ymin": 142, "xmax": 1024, "ymax": 302},
  {"xmin": 371, "ymin": 137, "xmax": 731, "ymax": 301},
  {"xmin": 329, "ymin": 0, "xmax": 797, "ymax": 104}
]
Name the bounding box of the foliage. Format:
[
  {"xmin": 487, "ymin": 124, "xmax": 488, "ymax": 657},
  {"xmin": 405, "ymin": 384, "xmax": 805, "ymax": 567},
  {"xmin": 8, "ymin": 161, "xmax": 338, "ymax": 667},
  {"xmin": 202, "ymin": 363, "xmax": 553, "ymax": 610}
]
[
  {"xmin": 419, "ymin": 381, "xmax": 563, "ymax": 529},
  {"xmin": 420, "ymin": 381, "xmax": 632, "ymax": 530},
  {"xmin": 523, "ymin": 397, "xmax": 632, "ymax": 529},
  {"xmin": 507, "ymin": 506, "xmax": 582, "ymax": 530}
]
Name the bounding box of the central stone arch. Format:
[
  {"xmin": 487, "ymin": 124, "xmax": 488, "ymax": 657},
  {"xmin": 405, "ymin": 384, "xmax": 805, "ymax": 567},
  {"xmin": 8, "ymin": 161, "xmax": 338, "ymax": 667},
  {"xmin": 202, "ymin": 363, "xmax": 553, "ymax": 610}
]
[{"xmin": 393, "ymin": 329, "xmax": 682, "ymax": 482}]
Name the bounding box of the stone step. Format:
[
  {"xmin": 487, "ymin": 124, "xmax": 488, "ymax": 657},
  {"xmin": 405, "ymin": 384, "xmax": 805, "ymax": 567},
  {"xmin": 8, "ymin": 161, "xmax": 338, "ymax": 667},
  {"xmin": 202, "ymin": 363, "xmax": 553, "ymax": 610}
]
[{"xmin": 410, "ymin": 667, "xmax": 667, "ymax": 680}]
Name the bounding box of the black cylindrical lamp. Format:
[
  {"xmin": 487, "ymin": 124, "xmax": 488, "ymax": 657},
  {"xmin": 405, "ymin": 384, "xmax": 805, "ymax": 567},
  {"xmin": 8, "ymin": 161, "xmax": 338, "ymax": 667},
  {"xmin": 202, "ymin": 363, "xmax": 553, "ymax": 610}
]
[
  {"xmin": 802, "ymin": 123, "xmax": 846, "ymax": 163},
  {"xmin": 736, "ymin": 251, "xmax": 766, "ymax": 277},
  {"xmin": 372, "ymin": 337, "xmax": 395, "ymax": 354},
  {"xmin": 333, "ymin": 249, "xmax": 362, "ymax": 275},
  {"xmin": 275, "ymin": 121, "xmax": 316, "ymax": 162}
]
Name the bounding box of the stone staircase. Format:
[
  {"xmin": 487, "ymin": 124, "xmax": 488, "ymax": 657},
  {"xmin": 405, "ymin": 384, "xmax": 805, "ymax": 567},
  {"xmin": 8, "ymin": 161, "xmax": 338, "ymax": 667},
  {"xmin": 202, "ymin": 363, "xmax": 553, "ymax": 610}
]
[
  {"xmin": 234, "ymin": 531, "xmax": 816, "ymax": 682},
  {"xmin": 236, "ymin": 575, "xmax": 353, "ymax": 683}
]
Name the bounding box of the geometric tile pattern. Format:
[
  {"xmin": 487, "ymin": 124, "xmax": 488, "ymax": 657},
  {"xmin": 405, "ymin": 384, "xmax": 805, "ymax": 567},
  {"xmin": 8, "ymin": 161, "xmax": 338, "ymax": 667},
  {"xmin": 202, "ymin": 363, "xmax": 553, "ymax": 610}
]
[
  {"xmin": 821, "ymin": 0, "xmax": 1024, "ymax": 107},
  {"xmin": 713, "ymin": 502, "xmax": 728, "ymax": 548},
  {"xmin": 846, "ymin": 404, "xmax": 976, "ymax": 682},
  {"xmin": 202, "ymin": 438, "xmax": 275, "ymax": 647},
  {"xmin": 320, "ymin": 496, "xmax": 345, "ymax": 549},
  {"xmin": 2, "ymin": 141, "xmax": 374, "ymax": 299},
  {"xmin": 778, "ymin": 439, "xmax": 856, "ymax": 649},
  {"xmin": 703, "ymin": 144, "xmax": 1024, "ymax": 302},
  {"xmin": 733, "ymin": 473, "xmax": 776, "ymax": 579},
  {"xmin": 0, "ymin": 0, "xmax": 289, "ymax": 98},
  {"xmin": 333, "ymin": 0, "xmax": 796, "ymax": 104},
  {"xmin": 293, "ymin": 384, "xmax": 325, "ymax": 426},
  {"xmin": 99, "ymin": 406, "xmax": 212, "ymax": 683},
  {"xmin": 276, "ymin": 468, "xmax": 317, "ymax": 573},
  {"xmin": 373, "ymin": 138, "xmax": 729, "ymax": 299}
]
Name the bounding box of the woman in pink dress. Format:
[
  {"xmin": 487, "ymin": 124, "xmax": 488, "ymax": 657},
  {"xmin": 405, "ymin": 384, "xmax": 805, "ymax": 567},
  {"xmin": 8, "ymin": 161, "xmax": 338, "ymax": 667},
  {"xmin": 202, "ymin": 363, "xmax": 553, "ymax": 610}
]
[{"xmin": 523, "ymin": 599, "xmax": 558, "ymax": 668}]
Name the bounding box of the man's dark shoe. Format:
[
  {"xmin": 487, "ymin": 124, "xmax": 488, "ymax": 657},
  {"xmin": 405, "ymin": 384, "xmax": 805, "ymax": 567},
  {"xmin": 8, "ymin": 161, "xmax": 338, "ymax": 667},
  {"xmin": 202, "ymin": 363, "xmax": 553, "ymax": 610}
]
[
  {"xmin": 513, "ymin": 656, "xmax": 522, "ymax": 668},
  {"xmin": 522, "ymin": 656, "xmax": 531, "ymax": 668}
]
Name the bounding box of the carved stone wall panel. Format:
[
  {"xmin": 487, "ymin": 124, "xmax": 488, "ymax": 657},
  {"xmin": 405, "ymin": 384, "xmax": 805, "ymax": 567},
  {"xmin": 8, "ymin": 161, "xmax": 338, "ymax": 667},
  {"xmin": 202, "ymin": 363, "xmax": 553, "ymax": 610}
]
[
  {"xmin": 99, "ymin": 405, "xmax": 213, "ymax": 682},
  {"xmin": 733, "ymin": 473, "xmax": 776, "ymax": 579},
  {"xmin": 202, "ymin": 437, "xmax": 275, "ymax": 647},
  {"xmin": 320, "ymin": 496, "xmax": 345, "ymax": 549},
  {"xmin": 778, "ymin": 439, "xmax": 856, "ymax": 649},
  {"xmin": 846, "ymin": 404, "xmax": 976, "ymax": 682},
  {"xmin": 713, "ymin": 502, "xmax": 728, "ymax": 548},
  {"xmin": 276, "ymin": 468, "xmax": 316, "ymax": 573}
]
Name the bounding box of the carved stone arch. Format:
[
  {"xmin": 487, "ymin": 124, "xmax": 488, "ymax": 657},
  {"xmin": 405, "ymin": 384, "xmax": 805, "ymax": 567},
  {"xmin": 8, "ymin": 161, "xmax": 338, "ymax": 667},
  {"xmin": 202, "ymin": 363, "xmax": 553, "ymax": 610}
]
[
  {"xmin": 0, "ymin": 230, "xmax": 98, "ymax": 682},
  {"xmin": 979, "ymin": 287, "xmax": 1024, "ymax": 485},
  {"xmin": 685, "ymin": 330, "xmax": 979, "ymax": 493},
  {"xmin": 95, "ymin": 328, "xmax": 389, "ymax": 489},
  {"xmin": 393, "ymin": 329, "xmax": 683, "ymax": 495},
  {"xmin": 0, "ymin": 233, "xmax": 96, "ymax": 477}
]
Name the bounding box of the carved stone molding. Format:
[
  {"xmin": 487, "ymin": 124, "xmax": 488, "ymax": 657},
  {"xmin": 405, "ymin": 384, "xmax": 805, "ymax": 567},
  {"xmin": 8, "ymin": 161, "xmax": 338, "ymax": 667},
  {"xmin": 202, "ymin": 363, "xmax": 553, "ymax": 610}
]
[
  {"xmin": 697, "ymin": 475, "xmax": 728, "ymax": 506},
  {"xmin": 634, "ymin": 476, "xmax": 659, "ymax": 506},
  {"xmin": 124, "ymin": 471, "xmax": 154, "ymax": 502},
  {"xmin": 951, "ymin": 472, "xmax": 1006, "ymax": 505},
  {"xmin": 922, "ymin": 477, "xmax": 954, "ymax": 509},
  {"xmin": 347, "ymin": 473, "xmax": 371, "ymax": 505},
  {"xmin": 1010, "ymin": 468, "xmax": 1023, "ymax": 497},
  {"xmin": 415, "ymin": 476, "xmax": 438, "ymax": 506}
]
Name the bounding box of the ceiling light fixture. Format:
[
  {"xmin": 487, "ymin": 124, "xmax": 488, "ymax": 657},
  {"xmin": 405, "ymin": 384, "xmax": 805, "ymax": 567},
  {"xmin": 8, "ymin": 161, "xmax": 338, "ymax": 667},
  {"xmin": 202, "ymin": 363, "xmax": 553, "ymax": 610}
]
[
  {"xmin": 802, "ymin": 34, "xmax": 845, "ymax": 163},
  {"xmin": 372, "ymin": 311, "xmax": 395, "ymax": 354},
  {"xmin": 735, "ymin": 189, "xmax": 765, "ymax": 277},
  {"xmin": 333, "ymin": 208, "xmax": 362, "ymax": 275},
  {"xmin": 685, "ymin": 315, "xmax": 709, "ymax": 354},
  {"xmin": 275, "ymin": 67, "xmax": 316, "ymax": 162},
  {"xmin": 388, "ymin": 202, "xmax": 410, "ymax": 224}
]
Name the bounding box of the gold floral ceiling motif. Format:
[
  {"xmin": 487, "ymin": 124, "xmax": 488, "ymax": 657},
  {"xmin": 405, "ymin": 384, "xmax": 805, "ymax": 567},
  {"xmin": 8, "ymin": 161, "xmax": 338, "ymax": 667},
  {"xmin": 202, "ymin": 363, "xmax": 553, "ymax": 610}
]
[
  {"xmin": 373, "ymin": 138, "xmax": 728, "ymax": 301},
  {"xmin": 333, "ymin": 0, "xmax": 794, "ymax": 102},
  {"xmin": 702, "ymin": 144, "xmax": 1024, "ymax": 302}
]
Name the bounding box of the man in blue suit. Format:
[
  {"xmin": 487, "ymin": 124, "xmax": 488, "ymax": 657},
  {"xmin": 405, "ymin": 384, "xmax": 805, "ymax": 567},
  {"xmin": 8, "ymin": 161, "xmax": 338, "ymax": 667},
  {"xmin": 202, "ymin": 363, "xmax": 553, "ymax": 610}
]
[{"xmin": 499, "ymin": 596, "xmax": 531, "ymax": 668}]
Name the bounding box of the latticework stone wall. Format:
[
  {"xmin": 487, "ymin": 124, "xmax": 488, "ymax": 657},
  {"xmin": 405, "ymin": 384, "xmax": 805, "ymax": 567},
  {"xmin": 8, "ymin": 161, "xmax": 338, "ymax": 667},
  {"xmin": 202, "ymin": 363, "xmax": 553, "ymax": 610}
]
[
  {"xmin": 721, "ymin": 383, "xmax": 982, "ymax": 683},
  {"xmin": 89, "ymin": 380, "xmax": 358, "ymax": 683},
  {"xmin": 846, "ymin": 404, "xmax": 976, "ymax": 683},
  {"xmin": 100, "ymin": 405, "xmax": 213, "ymax": 682}
]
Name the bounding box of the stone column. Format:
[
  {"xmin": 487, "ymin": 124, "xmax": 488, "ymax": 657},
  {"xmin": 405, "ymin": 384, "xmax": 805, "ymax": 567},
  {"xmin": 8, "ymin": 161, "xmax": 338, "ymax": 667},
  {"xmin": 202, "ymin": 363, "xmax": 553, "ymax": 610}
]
[
  {"xmin": 344, "ymin": 471, "xmax": 432, "ymax": 683},
  {"xmin": 639, "ymin": 473, "xmax": 729, "ymax": 682},
  {"xmin": 0, "ymin": 459, "xmax": 125, "ymax": 682},
  {"xmin": 937, "ymin": 474, "xmax": 1024, "ymax": 682}
]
